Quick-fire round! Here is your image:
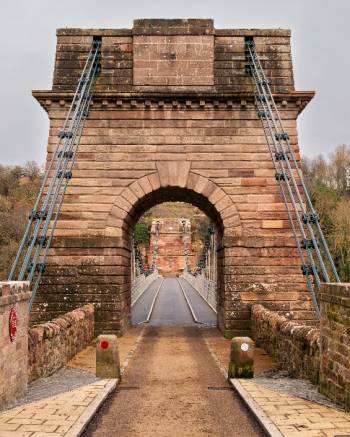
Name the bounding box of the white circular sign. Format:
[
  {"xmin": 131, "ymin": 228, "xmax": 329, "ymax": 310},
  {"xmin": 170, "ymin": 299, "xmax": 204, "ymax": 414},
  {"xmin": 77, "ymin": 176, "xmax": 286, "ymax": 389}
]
[{"xmin": 241, "ymin": 342, "xmax": 249, "ymax": 352}]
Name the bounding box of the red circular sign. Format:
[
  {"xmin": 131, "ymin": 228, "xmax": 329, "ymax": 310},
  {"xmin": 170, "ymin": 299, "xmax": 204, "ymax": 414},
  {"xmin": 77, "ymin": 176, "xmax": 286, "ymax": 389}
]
[
  {"xmin": 100, "ymin": 340, "xmax": 109, "ymax": 349},
  {"xmin": 9, "ymin": 307, "xmax": 17, "ymax": 343}
]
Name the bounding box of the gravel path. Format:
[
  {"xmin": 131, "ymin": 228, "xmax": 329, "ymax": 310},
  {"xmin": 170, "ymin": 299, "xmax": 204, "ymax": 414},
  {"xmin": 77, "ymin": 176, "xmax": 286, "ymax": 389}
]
[
  {"xmin": 255, "ymin": 370, "xmax": 345, "ymax": 411},
  {"xmin": 83, "ymin": 326, "xmax": 265, "ymax": 437}
]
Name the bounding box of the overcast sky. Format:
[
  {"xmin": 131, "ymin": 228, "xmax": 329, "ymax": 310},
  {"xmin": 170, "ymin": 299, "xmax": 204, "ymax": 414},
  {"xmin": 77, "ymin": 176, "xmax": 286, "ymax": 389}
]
[{"xmin": 0, "ymin": 0, "xmax": 349, "ymax": 165}]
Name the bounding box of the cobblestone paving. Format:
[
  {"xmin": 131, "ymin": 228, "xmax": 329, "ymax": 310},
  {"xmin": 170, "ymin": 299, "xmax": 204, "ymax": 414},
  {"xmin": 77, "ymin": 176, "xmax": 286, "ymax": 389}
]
[{"xmin": 0, "ymin": 380, "xmax": 113, "ymax": 436}]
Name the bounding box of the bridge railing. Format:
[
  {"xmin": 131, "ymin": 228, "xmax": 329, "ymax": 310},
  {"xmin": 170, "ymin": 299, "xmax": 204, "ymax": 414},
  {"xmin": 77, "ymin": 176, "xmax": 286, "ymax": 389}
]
[
  {"xmin": 182, "ymin": 270, "xmax": 217, "ymax": 312},
  {"xmin": 181, "ymin": 223, "xmax": 217, "ymax": 312},
  {"xmin": 131, "ymin": 270, "xmax": 159, "ymax": 306}
]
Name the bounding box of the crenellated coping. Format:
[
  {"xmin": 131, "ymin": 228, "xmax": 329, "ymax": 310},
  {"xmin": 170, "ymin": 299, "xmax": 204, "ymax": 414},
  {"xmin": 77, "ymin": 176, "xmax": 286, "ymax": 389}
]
[{"xmin": 0, "ymin": 281, "xmax": 31, "ymax": 305}]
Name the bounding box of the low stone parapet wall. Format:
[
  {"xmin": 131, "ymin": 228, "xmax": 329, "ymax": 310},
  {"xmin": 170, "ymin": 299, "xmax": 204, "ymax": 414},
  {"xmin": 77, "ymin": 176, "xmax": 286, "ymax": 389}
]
[
  {"xmin": 251, "ymin": 304, "xmax": 320, "ymax": 384},
  {"xmin": 182, "ymin": 271, "xmax": 217, "ymax": 311},
  {"xmin": 319, "ymin": 283, "xmax": 350, "ymax": 410},
  {"xmin": 131, "ymin": 271, "xmax": 159, "ymax": 306},
  {"xmin": 28, "ymin": 304, "xmax": 94, "ymax": 382},
  {"xmin": 0, "ymin": 281, "xmax": 31, "ymax": 408}
]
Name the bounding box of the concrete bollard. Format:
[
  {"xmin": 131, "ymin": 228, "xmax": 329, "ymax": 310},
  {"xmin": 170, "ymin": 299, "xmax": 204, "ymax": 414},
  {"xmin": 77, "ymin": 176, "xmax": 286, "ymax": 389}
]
[
  {"xmin": 96, "ymin": 335, "xmax": 121, "ymax": 379},
  {"xmin": 228, "ymin": 337, "xmax": 254, "ymax": 378}
]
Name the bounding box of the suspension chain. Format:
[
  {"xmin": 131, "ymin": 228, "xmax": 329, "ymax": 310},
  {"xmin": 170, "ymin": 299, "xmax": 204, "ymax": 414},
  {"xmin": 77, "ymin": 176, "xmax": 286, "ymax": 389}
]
[
  {"xmin": 181, "ymin": 220, "xmax": 191, "ymax": 272},
  {"xmin": 133, "ymin": 220, "xmax": 160, "ymax": 277},
  {"xmin": 196, "ymin": 226, "xmax": 214, "ymax": 275},
  {"xmin": 149, "ymin": 221, "xmax": 160, "ymax": 273},
  {"xmin": 133, "ymin": 237, "xmax": 146, "ymax": 275},
  {"xmin": 9, "ymin": 38, "xmax": 102, "ymax": 309},
  {"xmin": 245, "ymin": 39, "xmax": 340, "ymax": 316}
]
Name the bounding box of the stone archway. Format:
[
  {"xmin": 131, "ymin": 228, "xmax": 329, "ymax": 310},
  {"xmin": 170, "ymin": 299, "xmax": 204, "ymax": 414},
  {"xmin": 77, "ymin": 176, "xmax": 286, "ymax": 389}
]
[
  {"xmin": 102, "ymin": 163, "xmax": 242, "ymax": 334},
  {"xmin": 105, "ymin": 162, "xmax": 241, "ymax": 238}
]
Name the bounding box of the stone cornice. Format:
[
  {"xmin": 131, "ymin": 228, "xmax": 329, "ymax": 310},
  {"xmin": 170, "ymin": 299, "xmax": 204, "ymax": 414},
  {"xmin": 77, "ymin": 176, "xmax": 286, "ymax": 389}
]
[
  {"xmin": 32, "ymin": 90, "xmax": 314, "ymax": 115},
  {"xmin": 56, "ymin": 28, "xmax": 291, "ymax": 37}
]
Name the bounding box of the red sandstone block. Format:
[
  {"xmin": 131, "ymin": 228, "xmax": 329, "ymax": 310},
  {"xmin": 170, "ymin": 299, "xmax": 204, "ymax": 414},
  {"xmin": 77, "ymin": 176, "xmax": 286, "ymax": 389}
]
[
  {"xmin": 156, "ymin": 162, "xmax": 171, "ymax": 187},
  {"xmin": 241, "ymin": 178, "xmax": 267, "ymax": 187},
  {"xmin": 208, "ymin": 187, "xmax": 226, "ymax": 205},
  {"xmin": 147, "ymin": 172, "xmax": 161, "ymax": 191},
  {"xmin": 130, "ymin": 181, "xmax": 145, "ymax": 200}
]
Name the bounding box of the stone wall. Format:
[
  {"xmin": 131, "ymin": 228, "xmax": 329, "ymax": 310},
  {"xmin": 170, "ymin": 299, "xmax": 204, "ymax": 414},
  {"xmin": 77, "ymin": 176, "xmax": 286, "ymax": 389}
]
[
  {"xmin": 28, "ymin": 304, "xmax": 94, "ymax": 382},
  {"xmin": 0, "ymin": 282, "xmax": 31, "ymax": 408},
  {"xmin": 251, "ymin": 304, "xmax": 320, "ymax": 384},
  {"xmin": 319, "ymin": 283, "xmax": 350, "ymax": 410}
]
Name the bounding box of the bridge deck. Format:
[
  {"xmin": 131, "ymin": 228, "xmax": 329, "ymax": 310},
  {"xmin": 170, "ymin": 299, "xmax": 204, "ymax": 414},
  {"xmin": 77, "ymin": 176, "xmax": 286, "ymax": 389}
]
[
  {"xmin": 131, "ymin": 277, "xmax": 217, "ymax": 326},
  {"xmin": 83, "ymin": 326, "xmax": 265, "ymax": 436}
]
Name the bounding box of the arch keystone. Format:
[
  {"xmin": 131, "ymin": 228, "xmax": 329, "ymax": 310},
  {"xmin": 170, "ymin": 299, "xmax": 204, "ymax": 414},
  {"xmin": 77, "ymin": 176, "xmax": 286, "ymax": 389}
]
[
  {"xmin": 168, "ymin": 161, "xmax": 179, "ymax": 186},
  {"xmin": 156, "ymin": 162, "xmax": 170, "ymax": 187},
  {"xmin": 178, "ymin": 162, "xmax": 191, "ymax": 188}
]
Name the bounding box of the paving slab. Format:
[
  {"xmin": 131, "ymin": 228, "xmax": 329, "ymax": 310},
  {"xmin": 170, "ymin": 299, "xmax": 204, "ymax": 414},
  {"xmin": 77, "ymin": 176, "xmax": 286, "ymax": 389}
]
[
  {"xmin": 0, "ymin": 380, "xmax": 117, "ymax": 437},
  {"xmin": 202, "ymin": 328, "xmax": 350, "ymax": 437},
  {"xmin": 236, "ymin": 379, "xmax": 350, "ymax": 437},
  {"xmin": 0, "ymin": 326, "xmax": 144, "ymax": 436}
]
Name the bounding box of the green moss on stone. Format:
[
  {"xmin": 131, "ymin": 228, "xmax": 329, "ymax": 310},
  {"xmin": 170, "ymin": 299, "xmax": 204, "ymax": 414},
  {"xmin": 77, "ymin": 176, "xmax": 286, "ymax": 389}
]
[
  {"xmin": 345, "ymin": 390, "xmax": 350, "ymax": 413},
  {"xmin": 319, "ymin": 381, "xmax": 330, "ymax": 397},
  {"xmin": 223, "ymin": 329, "xmax": 235, "ymax": 339},
  {"xmin": 228, "ymin": 362, "xmax": 254, "ymax": 379}
]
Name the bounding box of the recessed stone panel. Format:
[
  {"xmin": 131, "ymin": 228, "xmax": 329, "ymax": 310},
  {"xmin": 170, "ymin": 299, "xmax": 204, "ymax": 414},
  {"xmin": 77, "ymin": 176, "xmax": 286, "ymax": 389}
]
[{"xmin": 133, "ymin": 35, "xmax": 214, "ymax": 87}]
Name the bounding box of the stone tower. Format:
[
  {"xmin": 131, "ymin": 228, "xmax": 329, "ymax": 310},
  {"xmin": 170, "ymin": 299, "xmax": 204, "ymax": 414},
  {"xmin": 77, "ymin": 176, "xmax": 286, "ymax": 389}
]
[{"xmin": 31, "ymin": 19, "xmax": 315, "ymax": 336}]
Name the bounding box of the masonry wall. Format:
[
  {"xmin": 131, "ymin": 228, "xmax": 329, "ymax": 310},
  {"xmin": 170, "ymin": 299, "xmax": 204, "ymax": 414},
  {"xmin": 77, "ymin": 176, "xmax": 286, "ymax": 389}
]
[
  {"xmin": 319, "ymin": 283, "xmax": 350, "ymax": 410},
  {"xmin": 28, "ymin": 304, "xmax": 94, "ymax": 382},
  {"xmin": 251, "ymin": 304, "xmax": 320, "ymax": 384},
  {"xmin": 30, "ymin": 19, "xmax": 316, "ymax": 336},
  {"xmin": 0, "ymin": 282, "xmax": 31, "ymax": 408}
]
